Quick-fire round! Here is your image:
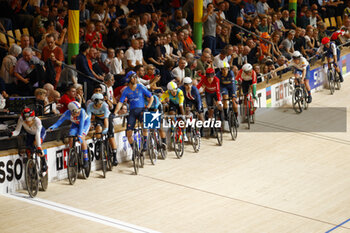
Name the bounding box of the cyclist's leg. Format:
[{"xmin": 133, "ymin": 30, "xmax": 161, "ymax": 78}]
[
  {"xmin": 81, "ymin": 119, "xmax": 91, "ymax": 166},
  {"xmin": 303, "ymin": 66, "xmax": 312, "ymax": 103},
  {"xmin": 126, "ymin": 109, "xmax": 137, "ymax": 146},
  {"xmin": 36, "ymin": 127, "xmax": 47, "ymax": 171},
  {"xmin": 68, "ymin": 125, "xmax": 79, "ymax": 148},
  {"xmin": 138, "ymin": 108, "xmax": 148, "ymax": 152},
  {"xmin": 205, "ymin": 93, "xmax": 215, "ymax": 118},
  {"xmin": 108, "ymin": 115, "xmax": 118, "ymax": 165},
  {"xmin": 242, "ymin": 81, "xmax": 250, "ymax": 116},
  {"xmin": 231, "ymin": 82, "xmax": 239, "ymax": 117}
]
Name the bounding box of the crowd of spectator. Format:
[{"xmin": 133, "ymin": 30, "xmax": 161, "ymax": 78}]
[{"xmin": 0, "ymin": 0, "xmax": 349, "ymax": 115}]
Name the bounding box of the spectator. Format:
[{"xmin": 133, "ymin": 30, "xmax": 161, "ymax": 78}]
[
  {"xmin": 185, "ymin": 59, "xmax": 198, "ymax": 80},
  {"xmin": 14, "ymin": 47, "xmax": 45, "ymax": 96},
  {"xmin": 294, "ymin": 28, "xmax": 307, "ymax": 58},
  {"xmin": 196, "ymin": 52, "xmax": 211, "ymax": 74},
  {"xmin": 32, "ymin": 6, "xmax": 49, "ymax": 42},
  {"xmin": 160, "ymin": 59, "xmax": 175, "ymax": 89},
  {"xmin": 59, "ymin": 84, "xmax": 77, "ymax": 113},
  {"xmin": 279, "ymin": 30, "xmax": 295, "ymax": 59},
  {"xmin": 214, "ymin": 48, "xmax": 228, "ymax": 69},
  {"xmin": 182, "ymin": 29, "xmax": 196, "ymax": 54},
  {"xmin": 34, "ymin": 88, "xmax": 48, "ymax": 115},
  {"xmin": 139, "ymin": 13, "xmax": 149, "ymax": 42},
  {"xmin": 110, "ymin": 49, "xmax": 125, "ymax": 78},
  {"xmin": 42, "ymin": 33, "xmax": 64, "ymax": 86},
  {"xmin": 246, "ymin": 38, "xmax": 259, "ymax": 65},
  {"xmin": 135, "ymin": 65, "xmax": 149, "ymax": 87},
  {"xmin": 271, "ymin": 32, "xmax": 283, "ymax": 59},
  {"xmin": 305, "ymin": 27, "xmax": 316, "ymax": 56},
  {"xmin": 256, "ymin": 0, "xmax": 270, "ymax": 18},
  {"xmin": 203, "ymin": 3, "xmax": 222, "ymax": 53},
  {"xmin": 0, "ymin": 44, "xmax": 22, "ymax": 94},
  {"xmin": 47, "ymin": 90, "xmax": 61, "ymax": 114},
  {"xmin": 76, "ymin": 43, "xmax": 96, "ymax": 98},
  {"xmin": 58, "ymin": 56, "xmax": 78, "ymax": 91},
  {"xmin": 172, "ymin": 57, "xmax": 186, "ymax": 85},
  {"xmin": 258, "ymin": 32, "xmax": 272, "ymax": 61},
  {"xmin": 258, "ymin": 16, "xmax": 269, "ymax": 33},
  {"xmin": 298, "ymin": 9, "xmax": 311, "ymax": 29},
  {"xmin": 106, "ymin": 18, "xmax": 121, "ymax": 49},
  {"xmin": 125, "ymin": 39, "xmax": 143, "ymax": 68},
  {"xmin": 230, "ymin": 17, "xmax": 247, "ymax": 45},
  {"xmin": 281, "ymin": 10, "xmax": 296, "ymax": 31},
  {"xmin": 87, "ymin": 47, "xmax": 105, "ymax": 80},
  {"xmin": 145, "ymin": 34, "xmax": 164, "ymax": 68},
  {"xmin": 272, "ymin": 11, "xmax": 285, "ymax": 32},
  {"xmin": 216, "ymin": 26, "xmax": 230, "ymax": 52}
]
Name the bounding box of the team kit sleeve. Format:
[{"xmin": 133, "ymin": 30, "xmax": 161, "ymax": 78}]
[
  {"xmin": 12, "ymin": 117, "xmax": 23, "ymax": 137},
  {"xmin": 119, "ymin": 88, "xmax": 128, "ymax": 103},
  {"xmin": 178, "ymin": 90, "xmax": 184, "ymax": 106},
  {"xmin": 193, "ymin": 87, "xmax": 202, "ymax": 110},
  {"xmin": 103, "ymin": 103, "xmax": 111, "ymax": 118},
  {"xmin": 78, "ymin": 110, "xmax": 87, "ymax": 137},
  {"xmin": 215, "ymin": 78, "xmax": 221, "ymax": 101},
  {"xmin": 160, "ymin": 91, "xmax": 169, "ymax": 102},
  {"xmin": 50, "ymin": 110, "xmax": 70, "ymax": 129},
  {"xmin": 35, "ymin": 118, "xmax": 43, "ymax": 148}
]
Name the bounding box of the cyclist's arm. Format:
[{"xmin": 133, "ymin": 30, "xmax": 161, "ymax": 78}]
[
  {"xmin": 114, "ymin": 90, "xmax": 127, "ymax": 114},
  {"xmin": 215, "ymin": 78, "xmax": 222, "ymax": 101},
  {"xmin": 316, "ymin": 45, "xmax": 323, "ymax": 55},
  {"xmin": 49, "ymin": 110, "xmax": 70, "ymax": 130},
  {"xmin": 178, "ymin": 90, "xmax": 185, "ymax": 115},
  {"xmin": 86, "ymin": 103, "xmax": 93, "ymax": 119},
  {"xmin": 332, "ymin": 43, "xmax": 338, "ymax": 63},
  {"xmin": 34, "ymin": 118, "xmax": 43, "ymax": 149},
  {"xmin": 12, "ymin": 117, "xmax": 23, "ymax": 137},
  {"xmin": 77, "ymin": 110, "xmax": 88, "ymax": 137},
  {"xmin": 160, "ymin": 91, "xmax": 169, "ymax": 103},
  {"xmin": 252, "ymin": 71, "xmax": 257, "ymax": 98},
  {"xmin": 141, "ymin": 85, "xmax": 153, "ymax": 108},
  {"xmin": 193, "ymin": 87, "xmax": 202, "ymax": 110}
]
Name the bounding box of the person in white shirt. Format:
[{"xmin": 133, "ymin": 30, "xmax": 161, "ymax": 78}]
[
  {"xmin": 272, "ymin": 51, "xmax": 312, "ymax": 103},
  {"xmin": 125, "ymin": 39, "xmax": 142, "ymax": 68},
  {"xmin": 172, "ymin": 57, "xmax": 187, "ymax": 85},
  {"xmin": 110, "ymin": 49, "xmax": 125, "ymax": 75},
  {"xmin": 139, "ymin": 13, "xmax": 149, "ymax": 42},
  {"xmin": 214, "ymin": 49, "xmax": 228, "ymax": 69},
  {"xmin": 104, "ymin": 48, "xmax": 115, "ymax": 71},
  {"xmin": 101, "ymin": 73, "xmax": 117, "ymax": 110}
]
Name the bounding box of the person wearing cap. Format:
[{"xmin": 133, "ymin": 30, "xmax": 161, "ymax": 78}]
[
  {"xmin": 272, "ymin": 51, "xmax": 313, "ymax": 103},
  {"xmin": 216, "ymin": 62, "xmax": 239, "ymax": 124},
  {"xmin": 235, "ymin": 63, "xmax": 257, "ymax": 116},
  {"xmin": 197, "ymin": 67, "xmax": 222, "ymax": 120},
  {"xmin": 114, "ymin": 71, "xmax": 154, "ymax": 152},
  {"xmin": 87, "ymin": 93, "xmax": 118, "ymax": 166},
  {"xmin": 48, "ymin": 101, "xmax": 91, "ymax": 168},
  {"xmin": 316, "ymin": 37, "xmax": 343, "ymax": 83}
]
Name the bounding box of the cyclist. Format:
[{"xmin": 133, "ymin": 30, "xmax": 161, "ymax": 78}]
[
  {"xmin": 272, "ymin": 51, "xmax": 312, "ymax": 103},
  {"xmin": 48, "ymin": 101, "xmax": 91, "ymax": 168},
  {"xmin": 11, "ymin": 108, "xmax": 47, "ymax": 172},
  {"xmin": 197, "ymin": 67, "xmax": 222, "ymax": 119},
  {"xmin": 160, "ymin": 81, "xmax": 185, "ymax": 117},
  {"xmin": 180, "ymin": 77, "xmax": 204, "ymax": 122},
  {"xmin": 114, "ymin": 71, "xmax": 154, "ymax": 152},
  {"xmin": 316, "ymin": 37, "xmax": 343, "ymax": 83},
  {"xmin": 87, "ymin": 93, "xmax": 118, "ymax": 166},
  {"xmin": 145, "ymin": 93, "xmax": 167, "ymax": 150},
  {"xmin": 216, "ymin": 62, "xmax": 239, "ymax": 124}
]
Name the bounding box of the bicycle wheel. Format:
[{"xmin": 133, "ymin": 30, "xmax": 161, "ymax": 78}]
[
  {"xmin": 106, "ymin": 142, "xmax": 113, "ymax": 171},
  {"xmin": 83, "ymin": 149, "xmax": 92, "ymax": 178},
  {"xmin": 215, "ymin": 110, "xmax": 223, "ymax": 146},
  {"xmin": 132, "ymin": 141, "xmax": 139, "ymax": 175},
  {"xmin": 250, "ymin": 99, "xmax": 256, "ymax": 124},
  {"xmin": 191, "ymin": 126, "xmax": 201, "ymax": 152},
  {"xmin": 173, "ymin": 126, "xmax": 184, "ymax": 159},
  {"xmin": 100, "ymin": 142, "xmax": 107, "ymax": 178},
  {"xmin": 328, "ymin": 70, "xmax": 335, "ymax": 95},
  {"xmin": 246, "ymin": 100, "xmax": 251, "ymax": 129},
  {"xmin": 228, "ymin": 110, "xmax": 238, "ymax": 141},
  {"xmin": 25, "ymin": 159, "xmax": 39, "ymax": 198},
  {"xmin": 67, "ymin": 148, "xmax": 78, "ymax": 185},
  {"xmin": 159, "ymin": 132, "xmax": 167, "ymax": 160},
  {"xmin": 335, "ymin": 72, "xmax": 341, "ymax": 90},
  {"xmin": 292, "ymin": 88, "xmax": 303, "ymax": 114},
  {"xmin": 148, "ymin": 132, "xmax": 157, "ymax": 165}
]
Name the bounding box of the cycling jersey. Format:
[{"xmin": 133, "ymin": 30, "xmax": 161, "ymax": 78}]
[
  {"xmin": 145, "ymin": 95, "xmax": 161, "ymax": 111},
  {"xmin": 50, "ymin": 109, "xmax": 91, "ymax": 137},
  {"xmin": 317, "ymin": 42, "xmax": 340, "ymax": 60},
  {"xmin": 283, "ymin": 57, "xmax": 309, "ymax": 71},
  {"xmin": 216, "ymin": 70, "xmax": 235, "ymax": 85},
  {"xmin": 235, "ymin": 69, "xmax": 257, "ymax": 84},
  {"xmin": 179, "ymin": 85, "xmax": 202, "ymax": 111},
  {"xmin": 160, "ymin": 89, "xmax": 184, "ymax": 106},
  {"xmin": 197, "ymin": 75, "xmax": 221, "ymax": 101},
  {"xmin": 87, "ymin": 102, "xmax": 110, "ymax": 119},
  {"xmin": 119, "ymin": 84, "xmax": 152, "ymax": 110},
  {"xmin": 13, "ymin": 116, "xmax": 45, "ymax": 148}
]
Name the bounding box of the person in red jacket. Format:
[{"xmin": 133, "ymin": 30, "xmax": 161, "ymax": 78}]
[
  {"xmin": 59, "ymin": 85, "xmax": 77, "ymax": 113},
  {"xmin": 197, "ymin": 67, "xmax": 222, "ymax": 119}
]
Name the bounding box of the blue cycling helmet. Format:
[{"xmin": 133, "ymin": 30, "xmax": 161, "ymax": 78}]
[{"xmin": 124, "ymin": 71, "xmax": 137, "ymax": 83}]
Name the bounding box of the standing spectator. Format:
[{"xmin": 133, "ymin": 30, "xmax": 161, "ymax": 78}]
[
  {"xmin": 58, "ymin": 56, "xmax": 77, "ymax": 91},
  {"xmin": 32, "ymin": 6, "xmax": 49, "ymax": 42},
  {"xmin": 279, "ymin": 30, "xmax": 295, "ymax": 59},
  {"xmin": 203, "ymin": 3, "xmax": 222, "ymax": 53},
  {"xmin": 42, "ymin": 33, "xmax": 64, "ymax": 85},
  {"xmin": 101, "ymin": 74, "xmax": 117, "ymax": 111},
  {"xmin": 76, "ymin": 43, "xmax": 96, "ymax": 98},
  {"xmin": 139, "ymin": 13, "xmax": 149, "ymax": 42},
  {"xmin": 59, "ymin": 85, "xmax": 77, "ymax": 113},
  {"xmin": 0, "ymin": 44, "xmax": 22, "ymax": 94},
  {"xmin": 256, "ymin": 0, "xmax": 270, "ymax": 18},
  {"xmin": 125, "ymin": 39, "xmax": 143, "ymax": 68}
]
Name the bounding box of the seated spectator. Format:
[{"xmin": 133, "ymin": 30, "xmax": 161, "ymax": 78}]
[
  {"xmin": 185, "ymin": 59, "xmax": 198, "ymax": 80},
  {"xmin": 274, "ymin": 55, "xmax": 289, "ymax": 75},
  {"xmin": 172, "ymin": 57, "xmax": 187, "ymax": 85},
  {"xmin": 281, "ymin": 10, "xmax": 296, "ymax": 31},
  {"xmin": 87, "ymin": 47, "xmax": 105, "ymax": 81},
  {"xmin": 271, "ymin": 32, "xmax": 283, "ymax": 60},
  {"xmin": 214, "ymin": 48, "xmax": 228, "ymax": 69},
  {"xmin": 59, "ymin": 84, "xmax": 77, "ymax": 113},
  {"xmin": 104, "ymin": 48, "xmax": 115, "ymax": 71},
  {"xmin": 101, "ymin": 74, "xmax": 117, "ymax": 110},
  {"xmin": 58, "ymin": 56, "xmax": 78, "ymax": 92},
  {"xmin": 298, "ymin": 9, "xmax": 311, "ymax": 29},
  {"xmin": 170, "ymin": 32, "xmax": 182, "ymax": 58},
  {"xmin": 272, "ymin": 11, "xmax": 286, "ymax": 32},
  {"xmin": 294, "ymin": 28, "xmax": 307, "ymax": 58},
  {"xmin": 32, "ymin": 6, "xmax": 49, "ymax": 42},
  {"xmin": 258, "ymin": 32, "xmax": 272, "ymax": 61},
  {"xmin": 34, "ymin": 88, "xmax": 48, "ymax": 116},
  {"xmin": 47, "ymin": 90, "xmax": 61, "ymax": 114},
  {"xmin": 14, "ymin": 48, "xmax": 45, "ymax": 96},
  {"xmin": 196, "ymin": 52, "xmax": 211, "ymax": 74},
  {"xmin": 143, "ymin": 65, "xmax": 156, "ymax": 81},
  {"xmin": 160, "ymin": 59, "xmax": 175, "ymax": 90},
  {"xmin": 74, "ymin": 83, "xmax": 86, "ymax": 109},
  {"xmin": 256, "ymin": 0, "xmax": 270, "ymax": 18},
  {"xmin": 182, "ymin": 29, "xmax": 196, "ymax": 54},
  {"xmin": 149, "ymin": 69, "xmax": 163, "ymax": 93},
  {"xmin": 0, "ymin": 44, "xmax": 22, "ymax": 95},
  {"xmin": 216, "ymin": 26, "xmax": 230, "ymax": 52},
  {"xmin": 253, "ymin": 64, "xmax": 264, "ymax": 83},
  {"xmin": 125, "ymin": 39, "xmax": 143, "ymax": 68},
  {"xmin": 305, "ymin": 27, "xmax": 316, "ymax": 56},
  {"xmin": 258, "ymin": 16, "xmax": 269, "ymax": 33},
  {"xmin": 145, "ymin": 34, "xmax": 164, "ymax": 68}
]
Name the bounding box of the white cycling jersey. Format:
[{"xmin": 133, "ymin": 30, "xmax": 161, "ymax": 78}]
[{"xmin": 13, "ymin": 116, "xmax": 43, "ymax": 147}]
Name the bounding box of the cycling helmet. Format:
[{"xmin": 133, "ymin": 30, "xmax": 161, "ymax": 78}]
[
  {"xmin": 221, "ymin": 62, "xmax": 229, "ymax": 69},
  {"xmin": 91, "ymin": 93, "xmax": 104, "ymax": 105},
  {"xmin": 242, "ymin": 63, "xmax": 253, "ymax": 72},
  {"xmin": 206, "ymin": 67, "xmax": 215, "ymax": 77},
  {"xmin": 68, "ymin": 101, "xmax": 81, "ymax": 113},
  {"xmin": 183, "ymin": 77, "xmax": 193, "ymax": 84},
  {"xmin": 321, "ymin": 37, "xmax": 330, "ymax": 45},
  {"xmin": 167, "ymin": 81, "xmax": 177, "ymax": 91},
  {"xmin": 292, "ymin": 51, "xmax": 302, "ymax": 59},
  {"xmin": 22, "ymin": 107, "xmax": 35, "ymax": 121},
  {"xmin": 124, "ymin": 71, "xmax": 137, "ymax": 83}
]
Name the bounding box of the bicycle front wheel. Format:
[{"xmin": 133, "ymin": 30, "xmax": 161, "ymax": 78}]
[
  {"xmin": 132, "ymin": 141, "xmax": 140, "ymax": 175},
  {"xmin": 215, "ymin": 110, "xmax": 223, "ymax": 146},
  {"xmin": 191, "ymin": 126, "xmax": 201, "ymax": 152},
  {"xmin": 228, "ymin": 111, "xmax": 238, "ymax": 141},
  {"xmin": 100, "ymin": 142, "xmax": 107, "ymax": 178},
  {"xmin": 173, "ymin": 126, "xmax": 184, "ymax": 159},
  {"xmin": 292, "ymin": 88, "xmax": 303, "ymax": 114},
  {"xmin": 40, "ymin": 171, "xmax": 48, "ymax": 191},
  {"xmin": 67, "ymin": 148, "xmax": 78, "ymax": 185},
  {"xmin": 335, "ymin": 72, "xmax": 341, "ymax": 90},
  {"xmin": 148, "ymin": 132, "xmax": 157, "ymax": 165},
  {"xmin": 25, "ymin": 159, "xmax": 39, "ymax": 198},
  {"xmin": 246, "ymin": 101, "xmax": 251, "ymax": 129},
  {"xmin": 328, "ymin": 70, "xmax": 335, "ymax": 95}
]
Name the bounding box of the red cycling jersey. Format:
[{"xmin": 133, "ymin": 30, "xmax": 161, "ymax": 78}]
[
  {"xmin": 197, "ymin": 75, "xmax": 221, "ymax": 101},
  {"xmin": 235, "ymin": 69, "xmax": 257, "ymax": 84}
]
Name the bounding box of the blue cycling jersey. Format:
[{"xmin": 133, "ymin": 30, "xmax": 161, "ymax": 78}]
[
  {"xmin": 50, "ymin": 109, "xmax": 90, "ymax": 137},
  {"xmin": 86, "ymin": 102, "xmax": 110, "ymax": 119},
  {"xmin": 145, "ymin": 95, "xmax": 160, "ymax": 110},
  {"xmin": 119, "ymin": 84, "xmax": 152, "ymax": 110},
  {"xmin": 216, "ymin": 70, "xmax": 235, "ymax": 85}
]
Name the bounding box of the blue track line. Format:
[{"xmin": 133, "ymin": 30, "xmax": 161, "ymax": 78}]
[{"xmin": 325, "ymin": 218, "xmax": 350, "ymax": 232}]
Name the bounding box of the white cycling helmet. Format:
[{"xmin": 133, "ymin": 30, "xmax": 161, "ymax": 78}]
[
  {"xmin": 91, "ymin": 93, "xmax": 104, "ymax": 101},
  {"xmin": 242, "ymin": 63, "xmax": 253, "ymax": 72},
  {"xmin": 292, "ymin": 51, "xmax": 302, "ymax": 59},
  {"xmin": 68, "ymin": 101, "xmax": 81, "ymax": 113},
  {"xmin": 183, "ymin": 77, "xmax": 192, "ymax": 84},
  {"xmin": 167, "ymin": 81, "xmax": 177, "ymax": 91}
]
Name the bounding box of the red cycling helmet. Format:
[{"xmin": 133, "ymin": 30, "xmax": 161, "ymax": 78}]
[
  {"xmin": 206, "ymin": 67, "xmax": 215, "ymax": 77},
  {"xmin": 22, "ymin": 107, "xmax": 35, "ymax": 121},
  {"xmin": 321, "ymin": 37, "xmax": 330, "ymax": 45}
]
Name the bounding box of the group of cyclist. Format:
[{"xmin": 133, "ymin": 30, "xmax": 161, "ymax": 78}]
[{"xmin": 11, "ymin": 36, "xmax": 343, "ymax": 175}]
